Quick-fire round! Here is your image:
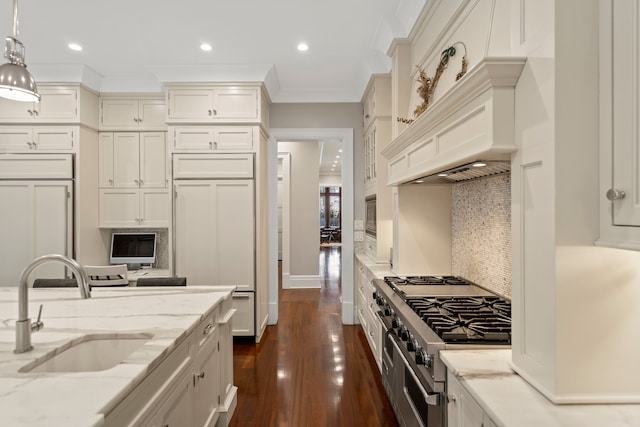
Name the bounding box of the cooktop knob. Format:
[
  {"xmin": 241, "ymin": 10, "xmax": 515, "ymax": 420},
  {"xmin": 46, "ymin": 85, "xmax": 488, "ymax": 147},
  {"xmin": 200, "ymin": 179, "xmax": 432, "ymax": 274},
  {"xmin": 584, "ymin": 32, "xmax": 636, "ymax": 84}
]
[
  {"xmin": 416, "ymin": 351, "xmax": 433, "ymax": 369},
  {"xmin": 391, "ymin": 315, "xmax": 398, "ymax": 328},
  {"xmin": 399, "ymin": 326, "xmax": 409, "ymax": 341},
  {"xmin": 407, "ymin": 337, "xmax": 418, "ymax": 352},
  {"xmin": 383, "ymin": 305, "xmax": 392, "ymax": 316}
]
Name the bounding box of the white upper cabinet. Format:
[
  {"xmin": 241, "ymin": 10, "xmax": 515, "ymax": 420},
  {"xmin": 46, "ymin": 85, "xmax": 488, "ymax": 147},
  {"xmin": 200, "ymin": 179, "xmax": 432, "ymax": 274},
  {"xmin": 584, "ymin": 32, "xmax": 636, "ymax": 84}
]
[
  {"xmin": 100, "ymin": 97, "xmax": 166, "ymax": 130},
  {"xmin": 0, "ymin": 87, "xmax": 78, "ymax": 123},
  {"xmin": 99, "ymin": 132, "xmax": 167, "ymax": 189},
  {"xmin": 171, "ymin": 126, "xmax": 256, "ymax": 152},
  {"xmin": 0, "ymin": 126, "xmax": 76, "ymax": 152},
  {"xmin": 598, "ymin": 0, "xmax": 640, "ymax": 248},
  {"xmin": 166, "ymin": 85, "xmax": 261, "ymax": 123}
]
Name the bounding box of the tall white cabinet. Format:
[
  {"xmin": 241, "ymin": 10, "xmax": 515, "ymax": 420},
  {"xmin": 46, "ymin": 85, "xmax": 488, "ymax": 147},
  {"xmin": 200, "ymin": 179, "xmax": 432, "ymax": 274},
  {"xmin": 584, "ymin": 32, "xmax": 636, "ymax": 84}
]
[
  {"xmin": 0, "ymin": 155, "xmax": 73, "ymax": 286},
  {"xmin": 168, "ymin": 83, "xmax": 270, "ymax": 342}
]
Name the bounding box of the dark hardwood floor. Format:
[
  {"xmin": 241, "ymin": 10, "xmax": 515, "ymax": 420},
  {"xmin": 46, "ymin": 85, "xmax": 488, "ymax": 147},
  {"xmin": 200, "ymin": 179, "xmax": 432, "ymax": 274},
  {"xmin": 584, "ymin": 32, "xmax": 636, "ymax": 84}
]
[{"xmin": 229, "ymin": 246, "xmax": 398, "ymax": 427}]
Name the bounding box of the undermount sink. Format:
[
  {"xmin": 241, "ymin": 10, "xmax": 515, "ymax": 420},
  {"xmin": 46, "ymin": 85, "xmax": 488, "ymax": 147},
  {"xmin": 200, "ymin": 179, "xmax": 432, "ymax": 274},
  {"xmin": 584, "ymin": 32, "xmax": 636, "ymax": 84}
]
[{"xmin": 19, "ymin": 332, "xmax": 153, "ymax": 373}]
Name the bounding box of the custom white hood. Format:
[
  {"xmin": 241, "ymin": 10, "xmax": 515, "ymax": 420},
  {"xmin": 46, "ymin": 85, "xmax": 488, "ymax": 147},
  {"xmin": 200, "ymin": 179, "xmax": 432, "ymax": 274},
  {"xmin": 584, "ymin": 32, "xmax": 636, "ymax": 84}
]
[{"xmin": 381, "ymin": 58, "xmax": 526, "ymax": 185}]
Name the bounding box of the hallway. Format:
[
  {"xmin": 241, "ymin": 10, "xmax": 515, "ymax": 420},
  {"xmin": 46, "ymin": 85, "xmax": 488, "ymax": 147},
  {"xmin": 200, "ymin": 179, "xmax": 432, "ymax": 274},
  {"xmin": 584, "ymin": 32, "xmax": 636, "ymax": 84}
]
[{"xmin": 229, "ymin": 247, "xmax": 398, "ymax": 426}]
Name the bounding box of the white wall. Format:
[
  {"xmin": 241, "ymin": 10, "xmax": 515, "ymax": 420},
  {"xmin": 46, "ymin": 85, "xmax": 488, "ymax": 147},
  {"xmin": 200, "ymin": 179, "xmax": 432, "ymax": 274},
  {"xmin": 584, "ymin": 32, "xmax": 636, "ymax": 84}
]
[{"xmin": 278, "ymin": 141, "xmax": 320, "ymax": 281}]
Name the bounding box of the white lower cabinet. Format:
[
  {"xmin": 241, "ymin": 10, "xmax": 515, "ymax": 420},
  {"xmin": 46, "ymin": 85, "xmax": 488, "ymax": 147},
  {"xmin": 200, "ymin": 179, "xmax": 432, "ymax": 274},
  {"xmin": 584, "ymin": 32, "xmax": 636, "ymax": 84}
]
[
  {"xmin": 99, "ymin": 188, "xmax": 170, "ymax": 228},
  {"xmin": 355, "ymin": 258, "xmax": 382, "ymax": 370},
  {"xmin": 154, "ymin": 373, "xmax": 195, "ymax": 427},
  {"xmin": 231, "ymin": 292, "xmax": 255, "ymax": 336},
  {"xmin": 104, "ymin": 302, "xmax": 235, "ymax": 427},
  {"xmin": 447, "ymin": 372, "xmax": 496, "ymax": 427}
]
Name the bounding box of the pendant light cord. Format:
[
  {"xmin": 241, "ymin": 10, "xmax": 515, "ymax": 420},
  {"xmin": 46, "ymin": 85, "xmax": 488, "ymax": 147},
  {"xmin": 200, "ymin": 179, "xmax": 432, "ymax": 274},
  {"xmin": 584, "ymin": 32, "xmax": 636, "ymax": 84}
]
[{"xmin": 12, "ymin": 0, "xmax": 19, "ymax": 39}]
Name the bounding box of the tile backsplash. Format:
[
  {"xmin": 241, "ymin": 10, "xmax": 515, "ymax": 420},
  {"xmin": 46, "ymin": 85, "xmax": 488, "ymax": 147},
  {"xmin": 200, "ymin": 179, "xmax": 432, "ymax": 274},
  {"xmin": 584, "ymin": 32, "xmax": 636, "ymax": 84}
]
[{"xmin": 451, "ymin": 174, "xmax": 512, "ymax": 298}]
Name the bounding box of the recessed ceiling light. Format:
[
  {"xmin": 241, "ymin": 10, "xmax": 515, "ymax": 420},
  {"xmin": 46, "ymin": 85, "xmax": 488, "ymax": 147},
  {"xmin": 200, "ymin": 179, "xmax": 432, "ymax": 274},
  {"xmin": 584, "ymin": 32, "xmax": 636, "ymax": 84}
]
[
  {"xmin": 297, "ymin": 42, "xmax": 309, "ymax": 52},
  {"xmin": 68, "ymin": 43, "xmax": 83, "ymax": 51},
  {"xmin": 200, "ymin": 43, "xmax": 213, "ymax": 52},
  {"xmin": 414, "ymin": 180, "xmax": 424, "ymax": 184},
  {"xmin": 335, "ymin": 155, "xmax": 340, "ymax": 159},
  {"xmin": 338, "ymin": 149, "xmax": 342, "ymax": 153},
  {"xmin": 438, "ymin": 173, "xmax": 448, "ymax": 177},
  {"xmin": 472, "ymin": 162, "xmax": 487, "ymax": 167}
]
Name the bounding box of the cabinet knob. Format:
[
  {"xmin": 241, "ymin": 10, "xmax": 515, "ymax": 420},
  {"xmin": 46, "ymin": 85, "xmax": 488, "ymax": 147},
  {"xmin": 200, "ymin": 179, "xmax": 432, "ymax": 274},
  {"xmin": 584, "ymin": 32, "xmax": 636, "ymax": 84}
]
[
  {"xmin": 133, "ymin": 118, "xmax": 138, "ymax": 123},
  {"xmin": 606, "ymin": 188, "xmax": 626, "ymax": 201},
  {"xmin": 139, "ymin": 179, "xmax": 144, "ymax": 185},
  {"xmin": 33, "ymin": 110, "xmax": 39, "ymax": 116},
  {"xmin": 108, "ymin": 179, "xmax": 113, "ymax": 184},
  {"xmin": 213, "ymin": 109, "xmax": 217, "ymax": 115},
  {"xmin": 208, "ymin": 109, "xmax": 213, "ymax": 116},
  {"xmin": 203, "ymin": 323, "xmax": 213, "ymax": 335},
  {"xmin": 135, "ymin": 179, "xmax": 140, "ymax": 185},
  {"xmin": 448, "ymin": 394, "xmax": 457, "ymax": 403},
  {"xmin": 27, "ymin": 109, "xmax": 33, "ymax": 116}
]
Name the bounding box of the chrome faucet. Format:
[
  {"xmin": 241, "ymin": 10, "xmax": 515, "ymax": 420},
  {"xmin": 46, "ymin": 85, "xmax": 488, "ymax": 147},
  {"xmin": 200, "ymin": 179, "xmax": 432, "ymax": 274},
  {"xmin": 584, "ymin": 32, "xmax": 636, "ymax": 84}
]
[{"xmin": 15, "ymin": 254, "xmax": 91, "ymax": 353}]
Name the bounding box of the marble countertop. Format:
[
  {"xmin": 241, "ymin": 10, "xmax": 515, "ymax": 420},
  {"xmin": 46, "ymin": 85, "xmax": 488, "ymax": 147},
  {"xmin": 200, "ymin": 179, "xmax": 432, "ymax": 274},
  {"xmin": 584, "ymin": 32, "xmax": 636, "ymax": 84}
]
[
  {"xmin": 0, "ymin": 286, "xmax": 234, "ymax": 427},
  {"xmin": 440, "ymin": 350, "xmax": 640, "ymax": 427},
  {"xmin": 355, "ymin": 253, "xmax": 394, "ymax": 279}
]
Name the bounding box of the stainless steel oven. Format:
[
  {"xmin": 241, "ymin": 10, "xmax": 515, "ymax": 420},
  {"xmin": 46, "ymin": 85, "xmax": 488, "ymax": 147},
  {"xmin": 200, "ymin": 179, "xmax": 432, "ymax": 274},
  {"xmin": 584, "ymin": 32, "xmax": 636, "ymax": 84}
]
[
  {"xmin": 374, "ymin": 276, "xmax": 511, "ymax": 427},
  {"xmin": 378, "ymin": 313, "xmax": 444, "ymax": 427}
]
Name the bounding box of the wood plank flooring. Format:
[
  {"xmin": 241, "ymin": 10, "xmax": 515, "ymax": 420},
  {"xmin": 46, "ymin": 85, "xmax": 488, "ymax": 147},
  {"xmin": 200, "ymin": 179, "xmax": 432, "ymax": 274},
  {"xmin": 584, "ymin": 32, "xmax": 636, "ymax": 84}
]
[{"xmin": 229, "ymin": 246, "xmax": 398, "ymax": 427}]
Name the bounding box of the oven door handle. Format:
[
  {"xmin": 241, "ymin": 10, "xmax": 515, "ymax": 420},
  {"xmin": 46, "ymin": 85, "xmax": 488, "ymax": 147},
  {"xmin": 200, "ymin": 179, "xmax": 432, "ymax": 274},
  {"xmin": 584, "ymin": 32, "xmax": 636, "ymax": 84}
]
[{"xmin": 389, "ymin": 334, "xmax": 441, "ymax": 406}]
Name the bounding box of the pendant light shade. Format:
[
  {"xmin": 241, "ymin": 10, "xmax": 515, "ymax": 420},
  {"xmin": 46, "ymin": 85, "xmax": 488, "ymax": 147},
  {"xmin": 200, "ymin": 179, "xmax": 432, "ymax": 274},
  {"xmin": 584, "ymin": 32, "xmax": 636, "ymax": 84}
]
[{"xmin": 0, "ymin": 0, "xmax": 39, "ymax": 103}]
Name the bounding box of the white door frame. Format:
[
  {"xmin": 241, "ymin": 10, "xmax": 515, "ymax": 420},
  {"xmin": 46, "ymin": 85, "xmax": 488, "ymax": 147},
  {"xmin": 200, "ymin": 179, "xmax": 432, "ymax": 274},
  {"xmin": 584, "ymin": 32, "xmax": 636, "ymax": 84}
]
[{"xmin": 267, "ymin": 128, "xmax": 355, "ymax": 325}]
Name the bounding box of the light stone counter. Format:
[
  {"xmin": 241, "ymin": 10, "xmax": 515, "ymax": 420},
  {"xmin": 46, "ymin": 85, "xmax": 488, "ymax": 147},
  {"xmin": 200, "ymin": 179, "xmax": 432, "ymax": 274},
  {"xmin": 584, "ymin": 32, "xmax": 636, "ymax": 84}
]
[
  {"xmin": 0, "ymin": 286, "xmax": 235, "ymax": 427},
  {"xmin": 355, "ymin": 253, "xmax": 394, "ymax": 279},
  {"xmin": 441, "ymin": 350, "xmax": 640, "ymax": 427}
]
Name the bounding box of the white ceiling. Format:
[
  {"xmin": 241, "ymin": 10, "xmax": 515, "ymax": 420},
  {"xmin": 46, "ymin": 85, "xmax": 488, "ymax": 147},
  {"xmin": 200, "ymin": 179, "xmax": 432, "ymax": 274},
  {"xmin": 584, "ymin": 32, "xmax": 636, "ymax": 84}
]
[{"xmin": 5, "ymin": 0, "xmax": 425, "ymax": 103}]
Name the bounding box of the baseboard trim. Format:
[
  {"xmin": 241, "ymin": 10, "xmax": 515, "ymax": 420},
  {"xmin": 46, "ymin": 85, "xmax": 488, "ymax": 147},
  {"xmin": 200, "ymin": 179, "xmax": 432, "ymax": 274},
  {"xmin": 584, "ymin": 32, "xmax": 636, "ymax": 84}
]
[{"xmin": 288, "ymin": 274, "xmax": 321, "ymax": 289}]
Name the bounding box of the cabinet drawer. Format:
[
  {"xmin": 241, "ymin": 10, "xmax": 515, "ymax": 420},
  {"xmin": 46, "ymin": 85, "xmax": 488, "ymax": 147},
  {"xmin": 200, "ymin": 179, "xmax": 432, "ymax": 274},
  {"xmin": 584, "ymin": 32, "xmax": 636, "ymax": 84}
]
[
  {"xmin": 0, "ymin": 154, "xmax": 73, "ymax": 179},
  {"xmin": 173, "ymin": 153, "xmax": 254, "ymax": 179},
  {"xmin": 194, "ymin": 310, "xmax": 218, "ymax": 351},
  {"xmin": 231, "ymin": 292, "xmax": 254, "ymax": 336},
  {"xmin": 0, "ymin": 126, "xmax": 75, "ymax": 151}
]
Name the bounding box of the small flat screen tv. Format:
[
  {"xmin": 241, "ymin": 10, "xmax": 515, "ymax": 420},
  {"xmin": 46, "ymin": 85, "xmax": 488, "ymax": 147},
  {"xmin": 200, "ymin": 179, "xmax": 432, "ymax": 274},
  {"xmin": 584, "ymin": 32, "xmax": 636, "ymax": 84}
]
[{"xmin": 110, "ymin": 232, "xmax": 156, "ymax": 269}]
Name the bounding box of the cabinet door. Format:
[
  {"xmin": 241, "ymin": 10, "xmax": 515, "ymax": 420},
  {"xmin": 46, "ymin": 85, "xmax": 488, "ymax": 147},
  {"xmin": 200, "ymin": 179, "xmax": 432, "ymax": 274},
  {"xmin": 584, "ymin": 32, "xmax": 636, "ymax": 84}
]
[
  {"xmin": 231, "ymin": 293, "xmax": 255, "ymax": 336},
  {"xmin": 173, "ymin": 127, "xmax": 215, "ymax": 150},
  {"xmin": 99, "ymin": 133, "xmax": 115, "ymax": 188},
  {"xmin": 0, "ymin": 127, "xmax": 32, "ymax": 151},
  {"xmin": 213, "ymin": 180, "xmax": 254, "ymax": 289},
  {"xmin": 139, "ymin": 132, "xmax": 167, "ymax": 188},
  {"xmin": 0, "ymin": 98, "xmax": 35, "ymax": 120},
  {"xmin": 113, "ymin": 132, "xmax": 141, "ymax": 188},
  {"xmin": 99, "ymin": 189, "xmax": 140, "ymax": 227},
  {"xmin": 156, "ymin": 373, "xmax": 194, "ymax": 427},
  {"xmin": 175, "ymin": 179, "xmax": 254, "ymax": 289},
  {"xmin": 0, "ymin": 181, "xmax": 71, "ymax": 286},
  {"xmin": 193, "ymin": 330, "xmax": 220, "ymax": 427},
  {"xmin": 175, "ymin": 181, "xmax": 217, "ymax": 283},
  {"xmin": 213, "ymin": 127, "xmax": 254, "ymax": 151},
  {"xmin": 33, "ymin": 127, "xmax": 74, "ymax": 150},
  {"xmin": 139, "ymin": 189, "xmax": 170, "ymax": 227},
  {"xmin": 101, "ymin": 99, "xmax": 139, "ymax": 128},
  {"xmin": 138, "ymin": 99, "xmax": 166, "ymax": 129},
  {"xmin": 36, "ymin": 87, "xmax": 78, "ymax": 121},
  {"xmin": 213, "ymin": 88, "xmax": 258, "ymax": 119},
  {"xmin": 168, "ymin": 89, "xmax": 214, "ymax": 120},
  {"xmin": 447, "ymin": 372, "xmax": 485, "ymax": 427}
]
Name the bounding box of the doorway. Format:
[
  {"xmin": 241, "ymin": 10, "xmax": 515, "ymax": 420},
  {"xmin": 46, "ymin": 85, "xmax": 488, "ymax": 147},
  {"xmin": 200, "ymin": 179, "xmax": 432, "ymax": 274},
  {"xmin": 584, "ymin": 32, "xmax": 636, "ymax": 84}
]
[{"xmin": 268, "ymin": 128, "xmax": 355, "ymax": 325}]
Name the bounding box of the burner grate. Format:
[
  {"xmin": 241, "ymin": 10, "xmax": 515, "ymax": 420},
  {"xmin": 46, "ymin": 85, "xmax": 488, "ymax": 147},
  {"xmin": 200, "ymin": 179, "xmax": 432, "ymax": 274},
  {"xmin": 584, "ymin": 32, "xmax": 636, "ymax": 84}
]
[{"xmin": 406, "ymin": 295, "xmax": 512, "ymax": 344}]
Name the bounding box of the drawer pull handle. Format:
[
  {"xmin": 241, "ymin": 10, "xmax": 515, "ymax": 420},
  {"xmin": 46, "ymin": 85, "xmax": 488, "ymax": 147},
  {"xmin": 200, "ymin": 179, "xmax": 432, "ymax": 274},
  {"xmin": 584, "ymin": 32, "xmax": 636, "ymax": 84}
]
[
  {"xmin": 233, "ymin": 294, "xmax": 251, "ymax": 299},
  {"xmin": 203, "ymin": 323, "xmax": 213, "ymax": 335}
]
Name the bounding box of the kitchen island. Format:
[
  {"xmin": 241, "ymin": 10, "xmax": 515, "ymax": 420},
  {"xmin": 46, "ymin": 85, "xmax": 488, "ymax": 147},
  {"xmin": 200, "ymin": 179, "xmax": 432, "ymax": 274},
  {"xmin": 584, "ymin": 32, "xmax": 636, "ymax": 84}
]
[
  {"xmin": 441, "ymin": 349, "xmax": 640, "ymax": 427},
  {"xmin": 0, "ymin": 286, "xmax": 236, "ymax": 427}
]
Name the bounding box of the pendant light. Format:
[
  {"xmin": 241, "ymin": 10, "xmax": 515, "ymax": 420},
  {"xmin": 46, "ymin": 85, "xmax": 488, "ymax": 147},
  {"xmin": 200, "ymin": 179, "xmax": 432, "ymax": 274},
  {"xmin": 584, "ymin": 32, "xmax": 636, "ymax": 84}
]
[{"xmin": 0, "ymin": 0, "xmax": 39, "ymax": 102}]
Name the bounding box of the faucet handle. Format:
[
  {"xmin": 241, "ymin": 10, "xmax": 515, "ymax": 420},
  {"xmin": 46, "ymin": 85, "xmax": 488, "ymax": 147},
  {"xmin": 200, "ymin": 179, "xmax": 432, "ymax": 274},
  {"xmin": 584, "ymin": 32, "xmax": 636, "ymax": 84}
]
[{"xmin": 31, "ymin": 304, "xmax": 44, "ymax": 332}]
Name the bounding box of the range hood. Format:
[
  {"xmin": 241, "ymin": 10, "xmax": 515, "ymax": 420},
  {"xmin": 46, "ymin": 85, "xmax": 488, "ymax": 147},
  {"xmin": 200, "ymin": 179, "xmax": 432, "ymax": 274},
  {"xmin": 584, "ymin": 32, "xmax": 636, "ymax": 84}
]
[
  {"xmin": 406, "ymin": 160, "xmax": 510, "ymax": 185},
  {"xmin": 381, "ymin": 58, "xmax": 526, "ymax": 186}
]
